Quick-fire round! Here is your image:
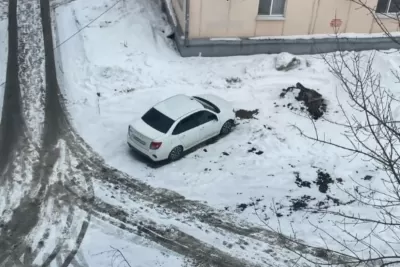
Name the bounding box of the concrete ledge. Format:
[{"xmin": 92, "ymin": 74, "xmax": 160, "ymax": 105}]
[
  {"xmin": 177, "ymin": 36, "xmax": 400, "ymax": 57},
  {"xmin": 160, "ymin": 0, "xmax": 400, "ymax": 57}
]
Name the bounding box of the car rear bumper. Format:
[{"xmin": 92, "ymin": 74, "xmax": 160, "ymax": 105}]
[{"xmin": 127, "ymin": 138, "xmax": 166, "ymax": 162}]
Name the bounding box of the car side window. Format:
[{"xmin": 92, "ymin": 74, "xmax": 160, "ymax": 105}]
[
  {"xmin": 197, "ymin": 111, "xmax": 217, "ymax": 125},
  {"xmin": 172, "ymin": 112, "xmax": 202, "ymax": 135},
  {"xmin": 172, "ymin": 119, "xmax": 187, "ymax": 135}
]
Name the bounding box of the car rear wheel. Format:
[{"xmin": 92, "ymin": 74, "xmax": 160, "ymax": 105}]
[
  {"xmin": 168, "ymin": 146, "xmax": 183, "ymax": 161},
  {"xmin": 220, "ymin": 120, "xmax": 233, "ymax": 135}
]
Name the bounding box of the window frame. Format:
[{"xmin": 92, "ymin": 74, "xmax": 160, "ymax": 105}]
[
  {"xmin": 141, "ymin": 107, "xmax": 175, "ymax": 134},
  {"xmin": 376, "ymin": 0, "xmax": 400, "ymax": 14},
  {"xmin": 257, "ymin": 0, "xmax": 287, "ymax": 17},
  {"xmin": 172, "ymin": 111, "xmax": 202, "ymax": 135},
  {"xmin": 197, "ymin": 110, "xmax": 218, "ymax": 126}
]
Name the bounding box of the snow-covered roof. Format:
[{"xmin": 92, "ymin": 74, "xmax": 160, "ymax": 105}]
[{"xmin": 154, "ymin": 94, "xmax": 202, "ymax": 120}]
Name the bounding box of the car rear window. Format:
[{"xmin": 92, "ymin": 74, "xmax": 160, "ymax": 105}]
[
  {"xmin": 141, "ymin": 108, "xmax": 175, "ymax": 134},
  {"xmin": 193, "ymin": 96, "xmax": 220, "ymax": 113}
]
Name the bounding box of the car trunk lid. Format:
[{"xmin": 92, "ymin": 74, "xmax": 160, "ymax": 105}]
[{"xmin": 130, "ymin": 119, "xmax": 164, "ymax": 149}]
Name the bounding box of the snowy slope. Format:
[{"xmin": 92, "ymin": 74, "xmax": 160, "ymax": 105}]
[
  {"xmin": 0, "ymin": 2, "xmax": 7, "ymax": 122},
  {"xmin": 53, "ymin": 0, "xmax": 400, "ymax": 263}
]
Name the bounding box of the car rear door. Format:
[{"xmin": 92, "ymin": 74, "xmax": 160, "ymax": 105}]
[
  {"xmin": 197, "ymin": 111, "xmax": 220, "ymax": 141},
  {"xmin": 172, "ymin": 112, "xmax": 202, "ymax": 149}
]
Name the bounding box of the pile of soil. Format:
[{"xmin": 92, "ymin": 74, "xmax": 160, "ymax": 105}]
[
  {"xmin": 314, "ymin": 171, "xmax": 334, "ymax": 193},
  {"xmin": 235, "ymin": 109, "xmax": 259, "ymax": 120},
  {"xmin": 280, "ymin": 82, "xmax": 327, "ymax": 119}
]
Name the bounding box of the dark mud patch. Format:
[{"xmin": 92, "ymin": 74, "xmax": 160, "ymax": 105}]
[
  {"xmin": 363, "ymin": 175, "xmax": 373, "ymax": 181},
  {"xmin": 292, "ymin": 170, "xmax": 333, "ymax": 191},
  {"xmin": 235, "ymin": 197, "xmax": 264, "ymax": 213},
  {"xmin": 289, "ymin": 195, "xmax": 316, "ymax": 211},
  {"xmin": 279, "ymin": 82, "xmax": 327, "ymax": 119},
  {"xmin": 294, "ymin": 172, "xmax": 311, "ymax": 188},
  {"xmin": 235, "ymin": 109, "xmax": 259, "ymax": 120},
  {"xmin": 248, "ymin": 147, "xmax": 264, "ymax": 155},
  {"xmin": 314, "ymin": 170, "xmax": 334, "ymax": 193}
]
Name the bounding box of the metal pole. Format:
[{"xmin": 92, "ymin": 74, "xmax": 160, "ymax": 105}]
[{"xmin": 184, "ymin": 0, "xmax": 190, "ymax": 47}]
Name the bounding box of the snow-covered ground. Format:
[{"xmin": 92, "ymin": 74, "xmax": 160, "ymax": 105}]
[
  {"xmin": 72, "ymin": 218, "xmax": 186, "ymax": 267},
  {"xmin": 0, "ymin": 1, "xmax": 7, "ymax": 120},
  {"xmin": 53, "ymin": 0, "xmax": 400, "ymax": 264}
]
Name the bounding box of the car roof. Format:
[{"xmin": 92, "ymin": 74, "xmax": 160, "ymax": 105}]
[{"xmin": 153, "ymin": 94, "xmax": 203, "ymax": 120}]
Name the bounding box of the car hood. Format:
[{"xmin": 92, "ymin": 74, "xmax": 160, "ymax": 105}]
[
  {"xmin": 131, "ymin": 119, "xmax": 164, "ymax": 140},
  {"xmin": 195, "ymin": 94, "xmax": 233, "ymax": 113}
]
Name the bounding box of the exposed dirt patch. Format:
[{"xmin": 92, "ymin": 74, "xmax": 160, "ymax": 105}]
[
  {"xmin": 314, "ymin": 170, "xmax": 334, "ymax": 193},
  {"xmin": 289, "ymin": 195, "xmax": 316, "ymax": 211},
  {"xmin": 363, "ymin": 175, "xmax": 373, "ymax": 181},
  {"xmin": 235, "ymin": 198, "xmax": 264, "ymax": 213},
  {"xmin": 279, "ymin": 82, "xmax": 327, "ymax": 119},
  {"xmin": 248, "ymin": 147, "xmax": 264, "ymax": 155},
  {"xmin": 235, "ymin": 109, "xmax": 259, "ymax": 120},
  {"xmin": 294, "ymin": 172, "xmax": 311, "ymax": 188}
]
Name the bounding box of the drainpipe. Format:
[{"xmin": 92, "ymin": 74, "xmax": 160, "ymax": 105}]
[{"xmin": 184, "ymin": 0, "xmax": 190, "ymax": 47}]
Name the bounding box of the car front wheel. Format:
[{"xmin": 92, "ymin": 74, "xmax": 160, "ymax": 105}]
[
  {"xmin": 168, "ymin": 146, "xmax": 183, "ymax": 161},
  {"xmin": 220, "ymin": 120, "xmax": 233, "ymax": 135}
]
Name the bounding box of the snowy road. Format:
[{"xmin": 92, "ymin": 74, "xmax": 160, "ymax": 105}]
[
  {"xmin": 0, "ymin": 0, "xmax": 92, "ymax": 266},
  {"xmin": 0, "ymin": 0, "xmax": 367, "ymax": 266}
]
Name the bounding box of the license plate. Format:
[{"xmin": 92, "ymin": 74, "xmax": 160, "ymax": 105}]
[{"xmin": 133, "ymin": 136, "xmax": 146, "ymax": 146}]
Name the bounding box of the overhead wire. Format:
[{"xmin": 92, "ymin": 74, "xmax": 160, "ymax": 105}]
[
  {"xmin": 0, "ymin": 0, "xmax": 123, "ymax": 88},
  {"xmin": 54, "ymin": 0, "xmax": 123, "ymax": 50}
]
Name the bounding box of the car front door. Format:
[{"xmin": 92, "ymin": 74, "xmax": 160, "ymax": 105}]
[
  {"xmin": 197, "ymin": 110, "xmax": 219, "ymax": 141},
  {"xmin": 172, "ymin": 112, "xmax": 202, "ymax": 149}
]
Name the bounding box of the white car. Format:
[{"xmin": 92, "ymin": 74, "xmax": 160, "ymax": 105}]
[{"xmin": 127, "ymin": 94, "xmax": 235, "ymax": 162}]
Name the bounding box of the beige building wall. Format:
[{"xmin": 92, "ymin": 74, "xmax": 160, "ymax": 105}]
[
  {"xmin": 283, "ymin": 0, "xmax": 315, "ymax": 35},
  {"xmin": 171, "ymin": 0, "xmax": 400, "ymax": 38}
]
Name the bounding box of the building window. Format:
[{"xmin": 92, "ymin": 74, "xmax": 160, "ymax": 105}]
[
  {"xmin": 376, "ymin": 0, "xmax": 400, "ymax": 13},
  {"xmin": 258, "ymin": 0, "xmax": 286, "ymax": 16}
]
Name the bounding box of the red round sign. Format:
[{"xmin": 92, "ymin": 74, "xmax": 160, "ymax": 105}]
[{"xmin": 330, "ymin": 18, "xmax": 343, "ymax": 28}]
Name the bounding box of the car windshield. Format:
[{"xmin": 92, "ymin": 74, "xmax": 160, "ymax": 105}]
[
  {"xmin": 141, "ymin": 108, "xmax": 175, "ymax": 134},
  {"xmin": 193, "ymin": 96, "xmax": 220, "ymax": 113}
]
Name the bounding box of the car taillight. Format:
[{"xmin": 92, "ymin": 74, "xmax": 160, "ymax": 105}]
[{"xmin": 150, "ymin": 141, "xmax": 162, "ymax": 150}]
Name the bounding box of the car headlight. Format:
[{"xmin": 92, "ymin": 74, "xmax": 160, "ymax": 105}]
[{"xmin": 128, "ymin": 125, "xmax": 134, "ymax": 136}]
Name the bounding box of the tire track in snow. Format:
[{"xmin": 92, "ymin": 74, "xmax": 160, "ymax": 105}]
[
  {"xmin": 0, "ymin": 0, "xmax": 23, "ymax": 182},
  {"xmin": 29, "ymin": 0, "xmax": 95, "ymax": 265},
  {"xmin": 17, "ymin": 0, "xmax": 46, "ymax": 147},
  {"xmin": 0, "ymin": 0, "xmax": 94, "ymax": 266},
  {"xmin": 63, "ymin": 185, "xmax": 264, "ymax": 267}
]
